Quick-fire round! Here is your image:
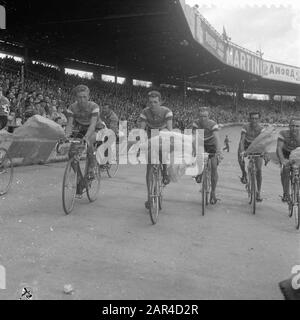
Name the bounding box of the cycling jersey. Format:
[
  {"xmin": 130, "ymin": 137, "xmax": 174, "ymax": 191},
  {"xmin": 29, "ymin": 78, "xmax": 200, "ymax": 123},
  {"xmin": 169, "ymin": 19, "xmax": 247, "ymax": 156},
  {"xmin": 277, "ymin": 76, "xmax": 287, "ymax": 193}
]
[
  {"xmin": 139, "ymin": 106, "xmax": 173, "ymax": 134},
  {"xmin": 66, "ymin": 101, "xmax": 101, "ymax": 127},
  {"xmin": 0, "ymin": 96, "xmax": 10, "ymax": 117},
  {"xmin": 241, "ymin": 124, "xmax": 263, "ymax": 145},
  {"xmin": 278, "ymin": 130, "xmax": 300, "ymax": 154},
  {"xmin": 192, "ymin": 119, "xmax": 219, "ymax": 148}
]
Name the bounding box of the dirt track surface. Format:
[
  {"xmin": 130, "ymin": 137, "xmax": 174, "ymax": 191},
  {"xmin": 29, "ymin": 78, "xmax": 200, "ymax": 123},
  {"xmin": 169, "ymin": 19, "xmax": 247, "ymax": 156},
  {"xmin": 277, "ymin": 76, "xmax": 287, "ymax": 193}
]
[{"xmin": 0, "ymin": 126, "xmax": 299, "ymax": 300}]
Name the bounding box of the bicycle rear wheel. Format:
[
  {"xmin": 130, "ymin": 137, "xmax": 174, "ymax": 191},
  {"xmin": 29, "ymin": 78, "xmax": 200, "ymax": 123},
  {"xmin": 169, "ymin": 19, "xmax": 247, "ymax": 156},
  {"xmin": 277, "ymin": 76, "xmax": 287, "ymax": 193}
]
[
  {"xmin": 294, "ymin": 183, "xmax": 300, "ymax": 230},
  {"xmin": 106, "ymin": 147, "xmax": 119, "ymax": 178},
  {"xmin": 201, "ymin": 169, "xmax": 207, "ymax": 216},
  {"xmin": 288, "ymin": 179, "xmax": 293, "ymax": 218},
  {"xmin": 250, "ymin": 169, "xmax": 256, "ymax": 215},
  {"xmin": 149, "ymin": 167, "xmax": 160, "ymax": 224},
  {"xmin": 86, "ymin": 163, "xmax": 101, "ymax": 202},
  {"xmin": 0, "ymin": 148, "xmax": 13, "ymax": 196},
  {"xmin": 62, "ymin": 160, "xmax": 78, "ymax": 215}
]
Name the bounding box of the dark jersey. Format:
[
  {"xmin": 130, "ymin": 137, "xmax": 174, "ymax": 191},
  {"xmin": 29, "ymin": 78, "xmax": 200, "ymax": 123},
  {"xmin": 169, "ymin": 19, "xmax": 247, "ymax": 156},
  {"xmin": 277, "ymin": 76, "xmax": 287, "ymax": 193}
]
[
  {"xmin": 192, "ymin": 119, "xmax": 219, "ymax": 147},
  {"xmin": 278, "ymin": 129, "xmax": 300, "ymax": 152}
]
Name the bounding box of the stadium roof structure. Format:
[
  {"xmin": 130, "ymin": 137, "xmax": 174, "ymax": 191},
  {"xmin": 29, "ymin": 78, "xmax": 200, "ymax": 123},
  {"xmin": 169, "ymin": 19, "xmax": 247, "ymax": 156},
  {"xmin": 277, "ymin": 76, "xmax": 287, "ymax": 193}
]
[{"xmin": 1, "ymin": 0, "xmax": 300, "ymax": 96}]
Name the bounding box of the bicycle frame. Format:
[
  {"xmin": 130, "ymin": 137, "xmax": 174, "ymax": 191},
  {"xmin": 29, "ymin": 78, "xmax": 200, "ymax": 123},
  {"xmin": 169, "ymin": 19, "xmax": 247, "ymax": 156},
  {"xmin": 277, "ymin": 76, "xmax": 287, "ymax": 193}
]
[
  {"xmin": 244, "ymin": 153, "xmax": 263, "ymax": 214},
  {"xmin": 288, "ymin": 161, "xmax": 300, "ymax": 229}
]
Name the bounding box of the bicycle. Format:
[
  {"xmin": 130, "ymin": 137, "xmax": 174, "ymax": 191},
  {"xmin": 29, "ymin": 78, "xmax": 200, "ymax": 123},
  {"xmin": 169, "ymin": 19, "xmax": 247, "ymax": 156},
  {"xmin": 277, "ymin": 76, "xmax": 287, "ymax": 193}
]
[
  {"xmin": 242, "ymin": 152, "xmax": 264, "ymax": 215},
  {"xmin": 98, "ymin": 142, "xmax": 119, "ymax": 178},
  {"xmin": 201, "ymin": 153, "xmax": 212, "ymax": 216},
  {"xmin": 147, "ymin": 163, "xmax": 165, "ymax": 225},
  {"xmin": 56, "ymin": 136, "xmax": 101, "ymax": 215},
  {"xmin": 287, "ymin": 160, "xmax": 300, "ymax": 230},
  {"xmin": 0, "ymin": 147, "xmax": 13, "ymax": 195}
]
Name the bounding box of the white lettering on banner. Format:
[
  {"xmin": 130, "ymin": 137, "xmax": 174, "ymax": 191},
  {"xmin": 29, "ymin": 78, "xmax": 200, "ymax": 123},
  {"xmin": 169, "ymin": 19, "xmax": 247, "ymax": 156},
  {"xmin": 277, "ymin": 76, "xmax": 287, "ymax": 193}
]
[
  {"xmin": 0, "ymin": 265, "xmax": 6, "ymax": 289},
  {"xmin": 225, "ymin": 46, "xmax": 262, "ymax": 75},
  {"xmin": 263, "ymin": 61, "xmax": 300, "ymax": 84}
]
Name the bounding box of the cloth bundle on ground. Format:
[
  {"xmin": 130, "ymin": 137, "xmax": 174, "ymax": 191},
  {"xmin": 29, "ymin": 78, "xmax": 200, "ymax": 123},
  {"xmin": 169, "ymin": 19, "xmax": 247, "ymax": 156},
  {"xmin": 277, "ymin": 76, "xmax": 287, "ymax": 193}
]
[
  {"xmin": 139, "ymin": 130, "xmax": 205, "ymax": 182},
  {"xmin": 13, "ymin": 115, "xmax": 65, "ymax": 140},
  {"xmin": 289, "ymin": 147, "xmax": 300, "ymax": 165},
  {"xmin": 6, "ymin": 115, "xmax": 65, "ymax": 164},
  {"xmin": 245, "ymin": 125, "xmax": 277, "ymax": 154}
]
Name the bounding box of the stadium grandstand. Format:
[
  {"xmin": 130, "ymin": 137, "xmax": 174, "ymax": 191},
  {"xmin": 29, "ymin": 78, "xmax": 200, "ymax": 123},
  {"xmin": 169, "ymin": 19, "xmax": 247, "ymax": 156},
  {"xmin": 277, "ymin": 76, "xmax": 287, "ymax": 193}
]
[{"xmin": 0, "ymin": 0, "xmax": 299, "ymax": 132}]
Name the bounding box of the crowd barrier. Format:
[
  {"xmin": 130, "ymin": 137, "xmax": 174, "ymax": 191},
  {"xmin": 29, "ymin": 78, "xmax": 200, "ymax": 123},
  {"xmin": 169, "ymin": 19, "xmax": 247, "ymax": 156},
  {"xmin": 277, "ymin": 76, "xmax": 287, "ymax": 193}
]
[{"xmin": 0, "ymin": 122, "xmax": 289, "ymax": 167}]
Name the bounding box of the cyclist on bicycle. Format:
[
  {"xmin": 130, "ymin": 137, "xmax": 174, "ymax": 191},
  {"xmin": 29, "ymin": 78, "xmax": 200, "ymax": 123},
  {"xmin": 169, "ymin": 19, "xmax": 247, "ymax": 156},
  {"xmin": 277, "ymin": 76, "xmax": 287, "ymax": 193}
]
[
  {"xmin": 191, "ymin": 107, "xmax": 222, "ymax": 205},
  {"xmin": 0, "ymin": 87, "xmax": 10, "ymax": 130},
  {"xmin": 277, "ymin": 117, "xmax": 300, "ymax": 202},
  {"xmin": 100, "ymin": 103, "xmax": 119, "ymax": 135},
  {"xmin": 65, "ymin": 85, "xmax": 103, "ymax": 194},
  {"xmin": 139, "ymin": 90, "xmax": 173, "ymax": 210},
  {"xmin": 238, "ymin": 112, "xmax": 264, "ymax": 202}
]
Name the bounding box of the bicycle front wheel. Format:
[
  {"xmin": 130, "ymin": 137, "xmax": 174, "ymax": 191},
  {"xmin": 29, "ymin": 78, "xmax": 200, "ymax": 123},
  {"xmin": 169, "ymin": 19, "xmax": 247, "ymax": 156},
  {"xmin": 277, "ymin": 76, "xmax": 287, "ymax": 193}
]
[
  {"xmin": 149, "ymin": 167, "xmax": 160, "ymax": 224},
  {"xmin": 0, "ymin": 148, "xmax": 13, "ymax": 196},
  {"xmin": 294, "ymin": 183, "xmax": 300, "ymax": 230},
  {"xmin": 250, "ymin": 170, "xmax": 256, "ymax": 215},
  {"xmin": 106, "ymin": 148, "xmax": 119, "ymax": 178},
  {"xmin": 62, "ymin": 160, "xmax": 78, "ymax": 215},
  {"xmin": 201, "ymin": 169, "xmax": 207, "ymax": 216},
  {"xmin": 86, "ymin": 164, "xmax": 101, "ymax": 202},
  {"xmin": 288, "ymin": 179, "xmax": 293, "ymax": 218}
]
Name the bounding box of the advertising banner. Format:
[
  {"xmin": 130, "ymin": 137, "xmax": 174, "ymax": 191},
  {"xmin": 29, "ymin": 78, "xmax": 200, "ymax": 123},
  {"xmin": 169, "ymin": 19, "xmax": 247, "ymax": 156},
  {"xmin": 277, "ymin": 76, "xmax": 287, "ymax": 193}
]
[
  {"xmin": 262, "ymin": 60, "xmax": 300, "ymax": 84},
  {"xmin": 194, "ymin": 14, "xmax": 225, "ymax": 62},
  {"xmin": 225, "ymin": 44, "xmax": 262, "ymax": 76}
]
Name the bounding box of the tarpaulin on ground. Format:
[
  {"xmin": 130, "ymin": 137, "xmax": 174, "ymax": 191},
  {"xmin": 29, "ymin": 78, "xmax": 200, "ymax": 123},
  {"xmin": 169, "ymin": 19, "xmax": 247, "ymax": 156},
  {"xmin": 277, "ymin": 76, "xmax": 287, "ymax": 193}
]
[
  {"xmin": 138, "ymin": 130, "xmax": 205, "ymax": 183},
  {"xmin": 7, "ymin": 115, "xmax": 65, "ymax": 165},
  {"xmin": 245, "ymin": 125, "xmax": 277, "ymax": 154}
]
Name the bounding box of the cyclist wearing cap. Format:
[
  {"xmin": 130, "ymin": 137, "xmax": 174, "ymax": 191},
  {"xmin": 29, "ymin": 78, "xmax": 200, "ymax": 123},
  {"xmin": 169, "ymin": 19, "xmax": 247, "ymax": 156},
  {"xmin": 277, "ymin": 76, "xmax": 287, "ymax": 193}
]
[
  {"xmin": 139, "ymin": 90, "xmax": 173, "ymax": 210},
  {"xmin": 277, "ymin": 117, "xmax": 300, "ymax": 202},
  {"xmin": 238, "ymin": 112, "xmax": 264, "ymax": 202},
  {"xmin": 191, "ymin": 107, "xmax": 222, "ymax": 205},
  {"xmin": 65, "ymin": 85, "xmax": 104, "ymax": 194},
  {"xmin": 0, "ymin": 87, "xmax": 10, "ymax": 130}
]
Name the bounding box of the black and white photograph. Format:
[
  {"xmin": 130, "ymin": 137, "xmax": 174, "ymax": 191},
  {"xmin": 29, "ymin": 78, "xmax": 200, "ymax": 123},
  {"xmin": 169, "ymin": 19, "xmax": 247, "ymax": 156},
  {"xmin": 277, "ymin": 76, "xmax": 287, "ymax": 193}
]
[{"xmin": 0, "ymin": 0, "xmax": 299, "ymax": 303}]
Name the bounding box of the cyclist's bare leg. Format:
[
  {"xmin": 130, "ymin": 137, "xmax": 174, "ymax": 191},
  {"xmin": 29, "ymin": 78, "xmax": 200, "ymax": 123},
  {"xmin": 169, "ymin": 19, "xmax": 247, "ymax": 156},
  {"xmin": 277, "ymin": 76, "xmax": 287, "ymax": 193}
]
[
  {"xmin": 210, "ymin": 156, "xmax": 218, "ymax": 204},
  {"xmin": 281, "ymin": 164, "xmax": 290, "ymax": 201},
  {"xmin": 86, "ymin": 133, "xmax": 97, "ymax": 176},
  {"xmin": 255, "ymin": 157, "xmax": 263, "ymax": 201},
  {"xmin": 237, "ymin": 147, "xmax": 247, "ymax": 182},
  {"xmin": 145, "ymin": 164, "xmax": 152, "ymax": 209}
]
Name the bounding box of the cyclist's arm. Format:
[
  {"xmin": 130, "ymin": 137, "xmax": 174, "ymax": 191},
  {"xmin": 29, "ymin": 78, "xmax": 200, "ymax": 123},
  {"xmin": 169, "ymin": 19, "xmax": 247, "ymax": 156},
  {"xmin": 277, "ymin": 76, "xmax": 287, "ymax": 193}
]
[
  {"xmin": 166, "ymin": 119, "xmax": 172, "ymax": 131},
  {"xmin": 140, "ymin": 120, "xmax": 146, "ymax": 130},
  {"xmin": 65, "ymin": 115, "xmax": 74, "ymax": 138},
  {"xmin": 239, "ymin": 132, "xmax": 246, "ymax": 152},
  {"xmin": 85, "ymin": 115, "xmax": 97, "ymax": 140},
  {"xmin": 213, "ymin": 131, "xmax": 221, "ymax": 153},
  {"xmin": 276, "ymin": 139, "xmax": 288, "ymax": 166}
]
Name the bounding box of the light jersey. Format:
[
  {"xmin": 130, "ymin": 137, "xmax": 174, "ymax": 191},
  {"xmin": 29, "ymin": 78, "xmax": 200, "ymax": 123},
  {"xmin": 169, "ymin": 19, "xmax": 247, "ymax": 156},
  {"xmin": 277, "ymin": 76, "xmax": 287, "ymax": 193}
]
[
  {"xmin": 0, "ymin": 96, "xmax": 10, "ymax": 116},
  {"xmin": 241, "ymin": 123, "xmax": 263, "ymax": 144},
  {"xmin": 192, "ymin": 119, "xmax": 219, "ymax": 147},
  {"xmin": 139, "ymin": 106, "xmax": 173, "ymax": 135},
  {"xmin": 278, "ymin": 130, "xmax": 300, "ymax": 152},
  {"xmin": 66, "ymin": 101, "xmax": 101, "ymax": 127}
]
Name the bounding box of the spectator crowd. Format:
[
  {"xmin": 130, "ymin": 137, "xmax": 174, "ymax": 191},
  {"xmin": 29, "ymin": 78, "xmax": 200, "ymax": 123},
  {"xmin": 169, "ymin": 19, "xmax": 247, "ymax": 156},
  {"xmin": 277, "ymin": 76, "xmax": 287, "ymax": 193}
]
[{"xmin": 0, "ymin": 57, "xmax": 299, "ymax": 134}]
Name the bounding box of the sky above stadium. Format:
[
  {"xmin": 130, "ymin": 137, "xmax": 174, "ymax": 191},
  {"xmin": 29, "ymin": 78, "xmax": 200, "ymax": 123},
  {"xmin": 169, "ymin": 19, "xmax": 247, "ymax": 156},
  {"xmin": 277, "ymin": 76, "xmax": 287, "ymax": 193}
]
[{"xmin": 185, "ymin": 0, "xmax": 300, "ymax": 67}]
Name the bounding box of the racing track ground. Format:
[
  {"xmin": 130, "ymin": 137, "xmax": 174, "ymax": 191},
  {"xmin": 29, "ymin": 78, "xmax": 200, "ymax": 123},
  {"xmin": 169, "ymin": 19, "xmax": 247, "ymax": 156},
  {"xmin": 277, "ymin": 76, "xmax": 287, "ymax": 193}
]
[{"xmin": 0, "ymin": 125, "xmax": 299, "ymax": 300}]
